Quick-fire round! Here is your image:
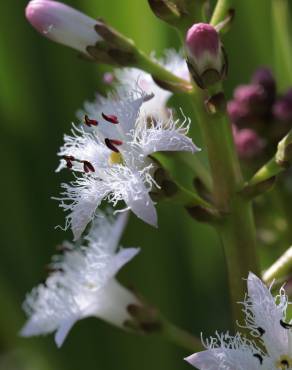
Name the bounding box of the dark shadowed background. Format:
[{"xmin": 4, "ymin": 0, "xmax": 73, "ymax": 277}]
[{"xmin": 0, "ymin": 1, "xmax": 278, "ymax": 369}]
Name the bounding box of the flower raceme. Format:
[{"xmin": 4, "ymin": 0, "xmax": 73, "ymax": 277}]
[
  {"xmin": 56, "ymin": 88, "xmax": 199, "ymax": 240},
  {"xmin": 20, "ymin": 212, "xmax": 140, "ymax": 348},
  {"xmin": 185, "ymin": 272, "xmax": 292, "ymax": 370}
]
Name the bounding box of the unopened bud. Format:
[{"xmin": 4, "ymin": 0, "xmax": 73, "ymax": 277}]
[
  {"xmin": 185, "ymin": 23, "xmax": 227, "ymax": 88},
  {"xmin": 273, "ymin": 89, "xmax": 292, "ymax": 123},
  {"xmin": 26, "ymin": 1, "xmax": 137, "ymax": 66},
  {"xmin": 252, "ymin": 67, "xmax": 276, "ymax": 104},
  {"xmin": 227, "ymin": 100, "xmax": 250, "ymax": 126},
  {"xmin": 25, "ymin": 0, "xmax": 100, "ymax": 55},
  {"xmin": 233, "ymin": 126, "xmax": 264, "ymax": 159},
  {"xmin": 233, "ymin": 84, "xmax": 267, "ymax": 115}
]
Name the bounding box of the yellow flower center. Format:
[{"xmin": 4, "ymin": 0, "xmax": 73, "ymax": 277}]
[
  {"xmin": 276, "ymin": 355, "xmax": 292, "ymax": 369},
  {"xmin": 109, "ymin": 152, "xmax": 123, "ymax": 165}
]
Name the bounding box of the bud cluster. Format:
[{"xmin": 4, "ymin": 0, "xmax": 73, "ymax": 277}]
[{"xmin": 228, "ymin": 68, "xmax": 292, "ymax": 160}]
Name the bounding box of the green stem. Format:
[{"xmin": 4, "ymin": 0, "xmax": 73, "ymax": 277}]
[
  {"xmin": 263, "ymin": 246, "xmax": 292, "ymax": 284},
  {"xmin": 135, "ymin": 49, "xmax": 191, "ymax": 87},
  {"xmin": 210, "ymin": 0, "xmax": 233, "ymax": 26},
  {"xmin": 272, "ymin": 0, "xmax": 292, "ymax": 89},
  {"xmin": 245, "ymin": 128, "xmax": 292, "ymax": 191},
  {"xmin": 160, "ymin": 316, "xmax": 203, "ymax": 352},
  {"xmin": 190, "ymin": 88, "xmax": 260, "ymax": 325}
]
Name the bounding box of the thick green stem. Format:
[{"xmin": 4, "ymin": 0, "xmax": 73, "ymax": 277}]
[
  {"xmin": 210, "ymin": 0, "xmax": 233, "ymax": 26},
  {"xmin": 190, "ymin": 89, "xmax": 260, "ymax": 325},
  {"xmin": 160, "ymin": 316, "xmax": 203, "ymax": 352}
]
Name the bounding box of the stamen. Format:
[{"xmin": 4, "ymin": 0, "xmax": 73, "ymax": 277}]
[
  {"xmin": 105, "ymin": 138, "xmax": 123, "ymax": 153},
  {"xmin": 102, "ymin": 112, "xmax": 119, "ymax": 124},
  {"xmin": 63, "ymin": 155, "xmax": 95, "ymax": 173},
  {"xmin": 280, "ymin": 320, "xmax": 292, "ymax": 329},
  {"xmin": 257, "ymin": 327, "xmax": 265, "ymax": 336},
  {"xmin": 253, "ymin": 353, "xmax": 263, "ymax": 365},
  {"xmin": 63, "ymin": 155, "xmax": 75, "ymax": 169},
  {"xmin": 82, "ymin": 160, "xmax": 95, "ymax": 173},
  {"xmin": 84, "ymin": 115, "xmax": 98, "ymax": 127}
]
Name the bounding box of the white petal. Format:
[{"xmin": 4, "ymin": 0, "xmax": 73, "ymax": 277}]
[
  {"xmin": 244, "ymin": 272, "xmax": 289, "ymax": 359},
  {"xmin": 55, "ymin": 317, "xmax": 77, "ymax": 348},
  {"xmin": 114, "ymin": 67, "xmax": 171, "ymax": 120},
  {"xmin": 94, "ymin": 278, "xmax": 138, "ymax": 328},
  {"xmin": 134, "ymin": 114, "xmax": 199, "ymax": 157},
  {"xmin": 86, "ymin": 211, "xmax": 130, "ymax": 254},
  {"xmin": 56, "ymin": 129, "xmax": 110, "ymax": 173},
  {"xmin": 103, "ymin": 165, "xmax": 158, "ymax": 227},
  {"xmin": 125, "ymin": 188, "xmax": 157, "ymax": 227},
  {"xmin": 185, "ymin": 348, "xmax": 263, "ymax": 370},
  {"xmin": 80, "ymin": 89, "xmax": 144, "ymax": 141},
  {"xmin": 56, "ymin": 176, "xmax": 110, "ymax": 240},
  {"xmin": 107, "ymin": 248, "xmax": 140, "ymax": 278}
]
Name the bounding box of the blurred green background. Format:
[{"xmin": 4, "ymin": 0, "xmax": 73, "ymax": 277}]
[{"xmin": 0, "ymin": 0, "xmax": 284, "ymax": 369}]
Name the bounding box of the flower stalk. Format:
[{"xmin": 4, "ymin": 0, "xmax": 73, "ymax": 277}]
[
  {"xmin": 189, "ymin": 87, "xmax": 260, "ymax": 324},
  {"xmin": 263, "ymin": 246, "xmax": 292, "ymax": 284}
]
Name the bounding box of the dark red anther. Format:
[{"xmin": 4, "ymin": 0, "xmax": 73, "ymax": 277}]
[
  {"xmin": 84, "ymin": 115, "xmax": 98, "ymax": 127},
  {"xmin": 82, "ymin": 160, "xmax": 95, "ymax": 173},
  {"xmin": 105, "ymin": 138, "xmax": 123, "ymax": 153},
  {"xmin": 102, "ymin": 112, "xmax": 119, "ymax": 124},
  {"xmin": 63, "ymin": 155, "xmax": 75, "ymax": 169}
]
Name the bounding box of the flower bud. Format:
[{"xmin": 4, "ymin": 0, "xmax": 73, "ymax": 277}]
[
  {"xmin": 232, "ymin": 126, "xmax": 264, "ymax": 159},
  {"xmin": 273, "ymin": 89, "xmax": 292, "ymax": 123},
  {"xmin": 233, "ymin": 84, "xmax": 268, "ymax": 115},
  {"xmin": 227, "ymin": 100, "xmax": 250, "ymax": 125},
  {"xmin": 252, "ymin": 67, "xmax": 276, "ymax": 104},
  {"xmin": 25, "ymin": 0, "xmax": 101, "ymax": 55},
  {"xmin": 185, "ymin": 23, "xmax": 227, "ymax": 88},
  {"xmin": 26, "ymin": 1, "xmax": 137, "ymax": 66}
]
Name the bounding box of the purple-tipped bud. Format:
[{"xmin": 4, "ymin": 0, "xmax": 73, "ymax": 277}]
[
  {"xmin": 227, "ymin": 100, "xmax": 250, "ymax": 125},
  {"xmin": 233, "ymin": 84, "xmax": 271, "ymax": 117},
  {"xmin": 25, "ymin": 0, "xmax": 101, "ymax": 55},
  {"xmin": 185, "ymin": 23, "xmax": 227, "ymax": 88},
  {"xmin": 273, "ymin": 89, "xmax": 292, "ymax": 123},
  {"xmin": 233, "ymin": 126, "xmax": 264, "ymax": 159},
  {"xmin": 252, "ymin": 67, "xmax": 276, "ymax": 103},
  {"xmin": 234, "ymin": 84, "xmax": 266, "ymax": 106}
]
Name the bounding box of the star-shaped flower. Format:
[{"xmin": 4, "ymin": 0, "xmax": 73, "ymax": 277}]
[
  {"xmin": 56, "ymin": 88, "xmax": 199, "ymax": 240},
  {"xmin": 185, "ymin": 272, "xmax": 292, "ymax": 369},
  {"xmin": 20, "ymin": 212, "xmax": 139, "ymax": 347}
]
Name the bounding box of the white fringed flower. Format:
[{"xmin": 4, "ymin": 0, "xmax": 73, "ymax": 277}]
[
  {"xmin": 56, "ymin": 88, "xmax": 199, "ymax": 240},
  {"xmin": 185, "ymin": 272, "xmax": 292, "ymax": 370},
  {"xmin": 20, "ymin": 212, "xmax": 139, "ymax": 348},
  {"xmin": 113, "ymin": 50, "xmax": 190, "ymax": 120}
]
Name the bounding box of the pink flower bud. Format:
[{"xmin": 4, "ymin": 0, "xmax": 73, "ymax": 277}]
[
  {"xmin": 25, "ymin": 0, "xmax": 101, "ymax": 54},
  {"xmin": 227, "ymin": 100, "xmax": 250, "ymax": 126},
  {"xmin": 185, "ymin": 23, "xmax": 227, "ymax": 88},
  {"xmin": 232, "ymin": 126, "xmax": 264, "ymax": 159},
  {"xmin": 273, "ymin": 89, "xmax": 292, "ymax": 123}
]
